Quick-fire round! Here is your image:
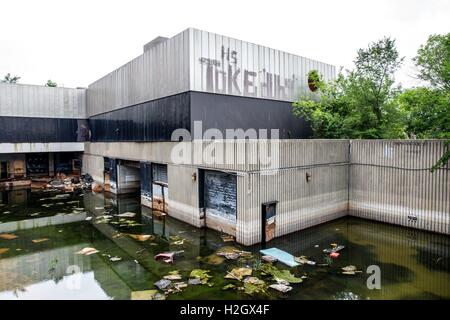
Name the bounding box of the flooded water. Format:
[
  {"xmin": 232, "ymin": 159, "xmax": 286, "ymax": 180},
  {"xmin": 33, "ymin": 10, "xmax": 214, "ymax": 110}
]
[{"xmin": 0, "ymin": 188, "xmax": 449, "ymax": 300}]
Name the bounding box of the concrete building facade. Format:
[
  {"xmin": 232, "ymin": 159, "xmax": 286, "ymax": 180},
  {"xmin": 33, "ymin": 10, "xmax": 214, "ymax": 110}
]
[{"xmin": 1, "ymin": 28, "xmax": 449, "ymax": 245}]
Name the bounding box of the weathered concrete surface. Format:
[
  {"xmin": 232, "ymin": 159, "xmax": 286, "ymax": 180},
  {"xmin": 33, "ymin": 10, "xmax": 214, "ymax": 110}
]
[
  {"xmin": 349, "ymin": 140, "xmax": 450, "ymax": 235},
  {"xmin": 81, "ymin": 139, "xmax": 450, "ymax": 245},
  {"xmin": 0, "ymin": 212, "xmax": 87, "ymax": 233}
]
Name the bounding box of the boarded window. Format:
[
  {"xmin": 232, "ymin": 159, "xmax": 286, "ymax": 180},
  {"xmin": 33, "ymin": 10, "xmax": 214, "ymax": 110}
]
[{"xmin": 204, "ymin": 170, "xmax": 237, "ymax": 221}]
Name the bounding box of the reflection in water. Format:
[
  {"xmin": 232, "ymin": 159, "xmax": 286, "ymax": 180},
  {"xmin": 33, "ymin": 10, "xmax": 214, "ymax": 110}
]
[{"xmin": 0, "ymin": 189, "xmax": 449, "ymax": 300}]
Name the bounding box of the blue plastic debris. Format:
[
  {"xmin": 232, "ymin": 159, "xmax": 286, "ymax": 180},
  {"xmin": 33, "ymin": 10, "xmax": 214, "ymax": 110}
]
[{"xmin": 260, "ymin": 248, "xmax": 299, "ymax": 267}]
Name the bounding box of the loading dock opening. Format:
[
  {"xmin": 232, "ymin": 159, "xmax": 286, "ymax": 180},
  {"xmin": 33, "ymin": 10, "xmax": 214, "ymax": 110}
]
[
  {"xmin": 262, "ymin": 201, "xmax": 277, "ymax": 245},
  {"xmin": 104, "ymin": 157, "xmax": 117, "ymax": 193},
  {"xmin": 116, "ymin": 160, "xmax": 141, "ymax": 194},
  {"xmin": 199, "ymin": 169, "xmax": 237, "ymax": 236},
  {"xmin": 152, "ymin": 163, "xmax": 168, "ymax": 213}
]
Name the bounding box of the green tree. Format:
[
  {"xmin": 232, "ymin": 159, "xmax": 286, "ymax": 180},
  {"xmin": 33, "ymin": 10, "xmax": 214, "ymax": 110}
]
[
  {"xmin": 1, "ymin": 73, "xmax": 21, "ymax": 83},
  {"xmin": 408, "ymin": 33, "xmax": 450, "ymax": 171},
  {"xmin": 413, "ymin": 33, "xmax": 450, "ymax": 90},
  {"xmin": 45, "ymin": 80, "xmax": 57, "ymax": 87},
  {"xmin": 293, "ymin": 37, "xmax": 406, "ymax": 139},
  {"xmin": 398, "ymin": 87, "xmax": 450, "ymax": 139}
]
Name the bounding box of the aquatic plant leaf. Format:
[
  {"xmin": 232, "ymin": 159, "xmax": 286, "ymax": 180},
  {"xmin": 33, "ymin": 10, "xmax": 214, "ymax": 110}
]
[
  {"xmin": 258, "ymin": 264, "xmax": 302, "ymax": 284},
  {"xmin": 242, "ymin": 281, "xmax": 267, "ymax": 295},
  {"xmin": 189, "ymin": 269, "xmax": 212, "ymax": 284},
  {"xmin": 32, "ymin": 238, "xmax": 49, "ymax": 243},
  {"xmin": 0, "ymin": 233, "xmax": 18, "ymax": 240},
  {"xmin": 222, "ymin": 284, "xmax": 236, "ymax": 290}
]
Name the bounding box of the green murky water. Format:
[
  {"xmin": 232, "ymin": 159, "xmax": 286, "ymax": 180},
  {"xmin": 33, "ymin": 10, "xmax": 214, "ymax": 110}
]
[{"xmin": 0, "ymin": 188, "xmax": 449, "ymax": 300}]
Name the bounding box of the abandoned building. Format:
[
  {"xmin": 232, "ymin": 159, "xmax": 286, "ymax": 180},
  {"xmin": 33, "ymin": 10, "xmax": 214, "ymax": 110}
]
[{"xmin": 0, "ymin": 28, "xmax": 448, "ymax": 245}]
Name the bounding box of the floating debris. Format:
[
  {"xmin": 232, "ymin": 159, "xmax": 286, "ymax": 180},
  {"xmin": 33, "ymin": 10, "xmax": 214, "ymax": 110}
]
[
  {"xmin": 225, "ymin": 267, "xmax": 252, "ymax": 280},
  {"xmin": 329, "ymin": 252, "xmax": 340, "ymax": 259},
  {"xmin": 131, "ymin": 290, "xmax": 160, "ymax": 300},
  {"xmin": 32, "ymin": 238, "xmax": 49, "ymax": 244},
  {"xmin": 202, "ymin": 253, "xmax": 225, "ymax": 265},
  {"xmin": 155, "ymin": 251, "xmax": 184, "ymax": 264},
  {"xmin": 117, "ymin": 212, "xmax": 136, "ymax": 218},
  {"xmin": 163, "ymin": 270, "xmax": 182, "ymax": 280},
  {"xmin": 173, "ymin": 282, "xmax": 188, "ymax": 291},
  {"xmin": 221, "ymin": 234, "xmax": 235, "ymax": 242},
  {"xmin": 154, "ymin": 279, "xmax": 172, "ymax": 290},
  {"xmin": 222, "ymin": 283, "xmax": 236, "ymax": 290},
  {"xmin": 76, "ymin": 247, "xmax": 99, "ymax": 255},
  {"xmin": 110, "ymin": 256, "xmax": 122, "ymax": 262},
  {"xmin": 126, "ymin": 234, "xmax": 155, "ymax": 242},
  {"xmin": 189, "ymin": 269, "xmax": 212, "ymax": 284},
  {"xmin": 341, "ymin": 265, "xmax": 362, "ymax": 275},
  {"xmin": 242, "ymin": 281, "xmax": 267, "ymax": 295},
  {"xmin": 171, "ymin": 239, "xmax": 187, "ymax": 246},
  {"xmin": 323, "ymin": 244, "xmax": 345, "ymax": 254},
  {"xmin": 0, "ymin": 233, "xmax": 18, "ymax": 240},
  {"xmin": 217, "ymin": 252, "xmax": 240, "ymax": 260},
  {"xmin": 260, "ymin": 248, "xmax": 299, "ymax": 267},
  {"xmin": 85, "ymin": 216, "xmax": 93, "ymax": 221},
  {"xmin": 261, "ymin": 255, "xmax": 278, "ymax": 263},
  {"xmin": 294, "ymin": 256, "xmax": 316, "ymax": 265},
  {"xmin": 188, "ymin": 278, "xmax": 202, "ymax": 285},
  {"xmin": 269, "ymin": 283, "xmax": 292, "ymax": 293},
  {"xmin": 243, "ymin": 276, "xmax": 265, "ymax": 285}
]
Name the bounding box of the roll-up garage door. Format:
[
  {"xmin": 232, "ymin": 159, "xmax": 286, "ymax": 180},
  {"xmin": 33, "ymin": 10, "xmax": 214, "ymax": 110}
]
[{"xmin": 204, "ymin": 170, "xmax": 237, "ymax": 221}]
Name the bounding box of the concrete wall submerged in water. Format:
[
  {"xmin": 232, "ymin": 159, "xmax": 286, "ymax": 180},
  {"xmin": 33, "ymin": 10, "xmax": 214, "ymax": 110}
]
[
  {"xmin": 81, "ymin": 139, "xmax": 450, "ymax": 245},
  {"xmin": 349, "ymin": 140, "xmax": 450, "ymax": 235}
]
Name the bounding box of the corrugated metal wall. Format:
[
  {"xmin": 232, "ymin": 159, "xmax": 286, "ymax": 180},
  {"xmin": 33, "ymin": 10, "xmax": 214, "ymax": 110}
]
[
  {"xmin": 87, "ymin": 29, "xmax": 190, "ymax": 116},
  {"xmin": 0, "ymin": 83, "xmax": 86, "ymax": 118},
  {"xmin": 236, "ymin": 140, "xmax": 350, "ymax": 245},
  {"xmin": 82, "ymin": 139, "xmax": 450, "ymax": 245},
  {"xmin": 350, "ymin": 140, "xmax": 450, "ymax": 235},
  {"xmin": 89, "ymin": 92, "xmax": 191, "ymax": 142},
  {"xmin": 0, "ymin": 117, "xmax": 89, "ymax": 143},
  {"xmin": 86, "ymin": 28, "xmax": 336, "ymax": 117},
  {"xmin": 190, "ymin": 28, "xmax": 336, "ymax": 102}
]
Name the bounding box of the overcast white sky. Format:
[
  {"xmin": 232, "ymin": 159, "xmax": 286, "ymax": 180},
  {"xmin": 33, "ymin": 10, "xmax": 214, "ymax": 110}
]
[{"xmin": 1, "ymin": 0, "xmax": 448, "ymax": 88}]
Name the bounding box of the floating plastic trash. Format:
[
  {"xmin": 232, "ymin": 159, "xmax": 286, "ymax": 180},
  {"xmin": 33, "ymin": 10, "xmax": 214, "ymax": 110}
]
[{"xmin": 260, "ymin": 248, "xmax": 299, "ymax": 267}]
